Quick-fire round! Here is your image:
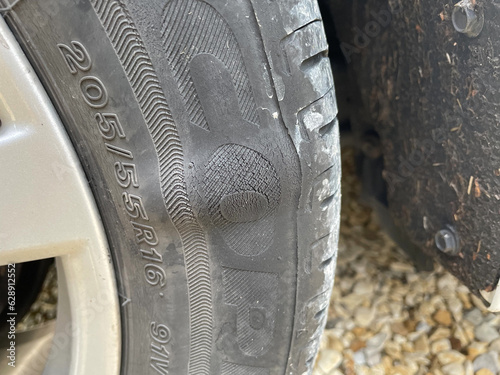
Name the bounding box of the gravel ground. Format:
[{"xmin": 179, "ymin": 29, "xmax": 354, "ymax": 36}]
[
  {"xmin": 17, "ymin": 264, "xmax": 57, "ymax": 331},
  {"xmin": 314, "ymin": 147, "xmax": 500, "ymax": 375}
]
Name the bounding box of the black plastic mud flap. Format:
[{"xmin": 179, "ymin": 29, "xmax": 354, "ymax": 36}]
[{"xmin": 326, "ymin": 0, "xmax": 500, "ymax": 307}]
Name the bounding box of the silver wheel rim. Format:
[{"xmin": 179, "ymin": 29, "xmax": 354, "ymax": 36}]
[{"xmin": 0, "ymin": 16, "xmax": 121, "ymax": 375}]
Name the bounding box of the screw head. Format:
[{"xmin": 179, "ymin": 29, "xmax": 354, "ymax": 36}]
[
  {"xmin": 435, "ymin": 226, "xmax": 460, "ymax": 256},
  {"xmin": 452, "ymin": 1, "xmax": 484, "ymax": 38}
]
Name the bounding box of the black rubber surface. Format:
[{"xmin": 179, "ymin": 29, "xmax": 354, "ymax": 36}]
[{"xmin": 3, "ymin": 0, "xmax": 340, "ymax": 373}]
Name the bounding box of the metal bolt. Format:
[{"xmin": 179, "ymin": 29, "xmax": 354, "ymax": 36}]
[
  {"xmin": 435, "ymin": 225, "xmax": 460, "ymax": 256},
  {"xmin": 452, "ymin": 0, "xmax": 484, "ymax": 38}
]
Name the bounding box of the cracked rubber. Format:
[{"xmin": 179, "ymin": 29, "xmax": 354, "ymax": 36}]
[{"xmin": 3, "ymin": 0, "xmax": 340, "ymax": 373}]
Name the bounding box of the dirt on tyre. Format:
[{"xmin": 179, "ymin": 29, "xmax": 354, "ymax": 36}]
[{"xmin": 3, "ymin": 0, "xmax": 340, "ymax": 373}]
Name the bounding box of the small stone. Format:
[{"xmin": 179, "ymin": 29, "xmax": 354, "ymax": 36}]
[
  {"xmin": 385, "ymin": 341, "xmax": 402, "ymax": 360},
  {"xmin": 393, "ymin": 334, "xmax": 407, "ymax": 345},
  {"xmin": 353, "ymin": 280, "xmax": 374, "ymax": 295},
  {"xmin": 368, "ymin": 363, "xmax": 386, "ymax": 375},
  {"xmin": 407, "ymin": 331, "xmax": 423, "ymax": 342},
  {"xmin": 416, "ymin": 320, "xmax": 431, "ymax": 333},
  {"xmin": 438, "ymin": 274, "xmax": 458, "ymax": 290},
  {"xmin": 392, "ymin": 365, "xmax": 413, "ymax": 375},
  {"xmin": 458, "ymin": 291, "xmax": 473, "ymax": 310},
  {"xmin": 471, "ymin": 294, "xmax": 488, "ymax": 312},
  {"xmin": 366, "ymin": 332, "xmax": 388, "ymax": 351},
  {"xmin": 437, "ymin": 350, "xmax": 466, "ymax": 366},
  {"xmin": 373, "ymin": 317, "xmax": 392, "ymax": 333},
  {"xmin": 352, "ymin": 350, "xmax": 366, "ymax": 365},
  {"xmin": 401, "ymin": 341, "xmax": 414, "ymax": 353},
  {"xmin": 343, "ymin": 331, "xmax": 355, "ymax": 347},
  {"xmin": 419, "ymin": 302, "xmax": 438, "ymax": 318},
  {"xmin": 450, "ymin": 337, "xmax": 462, "ymax": 351},
  {"xmin": 414, "ymin": 335, "xmax": 429, "ymax": 353},
  {"xmin": 343, "ymin": 353, "xmax": 355, "ymax": 374},
  {"xmin": 356, "ymin": 365, "xmax": 370, "ymax": 375},
  {"xmin": 464, "ymin": 360, "xmax": 474, "ymax": 375},
  {"xmin": 404, "ymin": 318, "xmax": 418, "ymax": 333},
  {"xmin": 441, "ymin": 362, "xmax": 465, "ymax": 375},
  {"xmin": 342, "ymin": 293, "xmax": 365, "ymax": 312},
  {"xmin": 326, "ymin": 334, "xmax": 344, "ymax": 352},
  {"xmin": 316, "ymin": 349, "xmax": 342, "ymax": 373},
  {"xmin": 376, "ymin": 301, "xmax": 391, "ymax": 315},
  {"xmin": 354, "ymin": 307, "xmax": 375, "ymax": 328},
  {"xmin": 344, "ymin": 320, "xmax": 355, "ymax": 331},
  {"xmin": 474, "ymin": 323, "xmax": 500, "ymax": 342},
  {"xmin": 405, "ymin": 351, "xmax": 429, "ymax": 366},
  {"xmin": 475, "ymin": 370, "xmax": 494, "ymax": 375},
  {"xmin": 465, "ymin": 326, "xmax": 476, "ymax": 343},
  {"xmin": 381, "ymin": 356, "xmax": 393, "ymax": 372},
  {"xmin": 429, "ymin": 327, "xmax": 452, "ymax": 342},
  {"xmin": 351, "ymin": 259, "xmax": 368, "ymax": 274},
  {"xmin": 467, "ymin": 342, "xmax": 488, "ymax": 361},
  {"xmin": 455, "ymin": 325, "xmax": 472, "ymax": 347},
  {"xmin": 350, "ymin": 338, "xmax": 366, "ymax": 352},
  {"xmin": 488, "ymin": 337, "xmax": 500, "ymax": 352},
  {"xmin": 464, "ymin": 308, "xmax": 484, "ymax": 326},
  {"xmin": 339, "ymin": 278, "xmax": 354, "ymax": 292},
  {"xmin": 388, "ymin": 301, "xmax": 403, "ymax": 319},
  {"xmin": 450, "ymin": 298, "xmax": 464, "ymax": 316},
  {"xmin": 389, "ymin": 262, "xmax": 415, "ymax": 273},
  {"xmin": 473, "ymin": 352, "xmax": 499, "ymax": 374},
  {"xmin": 483, "ymin": 313, "xmax": 500, "ymax": 327},
  {"xmin": 391, "ymin": 321, "xmax": 408, "ymax": 336},
  {"xmin": 351, "ymin": 326, "xmax": 367, "ymax": 337},
  {"xmin": 431, "ymin": 338, "xmax": 451, "ymax": 354},
  {"xmin": 434, "ymin": 309, "xmax": 453, "ymax": 326},
  {"xmin": 430, "ymin": 294, "xmax": 447, "ymax": 310},
  {"xmin": 365, "ymin": 349, "xmax": 382, "ymax": 367},
  {"xmin": 405, "ymin": 360, "xmax": 420, "ymax": 374}
]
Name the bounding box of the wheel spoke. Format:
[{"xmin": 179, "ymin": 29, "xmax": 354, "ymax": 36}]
[
  {"xmin": 0, "ymin": 21, "xmax": 95, "ymax": 266},
  {"xmin": 0, "ymin": 124, "xmax": 92, "ymax": 265}
]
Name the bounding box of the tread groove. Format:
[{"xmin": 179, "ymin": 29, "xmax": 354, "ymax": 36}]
[
  {"xmin": 318, "ymin": 119, "xmax": 335, "ymax": 137},
  {"xmin": 313, "ymin": 307, "xmax": 327, "ymax": 321},
  {"xmin": 320, "ymin": 194, "xmax": 335, "ymax": 210},
  {"xmin": 253, "ymin": 3, "xmax": 341, "ymax": 373},
  {"xmin": 319, "ymin": 256, "xmax": 334, "ymax": 269},
  {"xmin": 300, "ymin": 51, "xmax": 328, "ymax": 73}
]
